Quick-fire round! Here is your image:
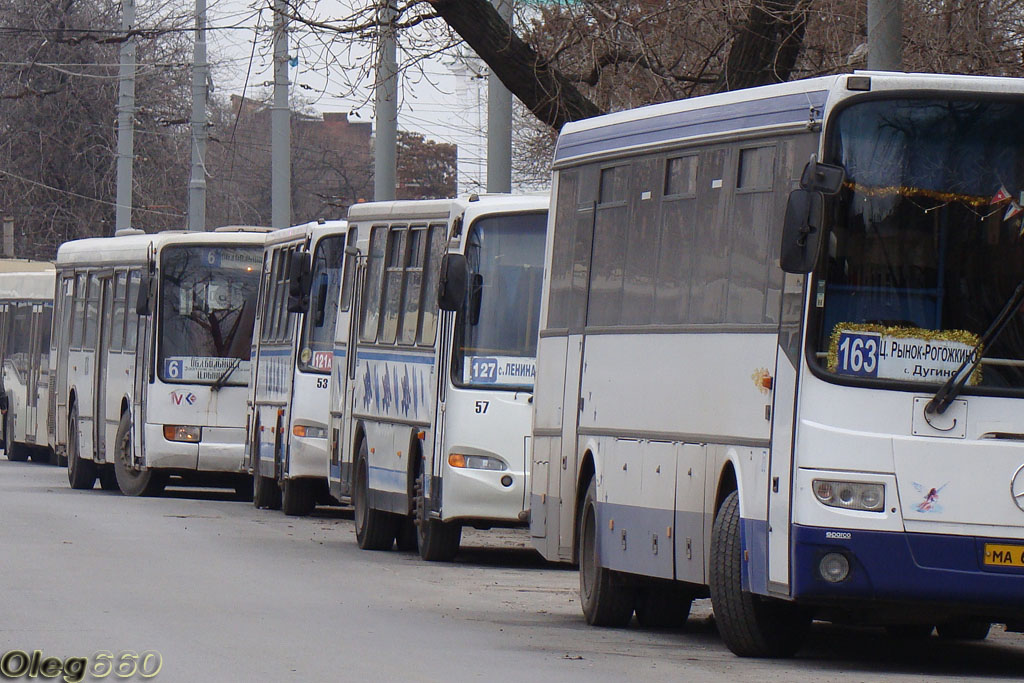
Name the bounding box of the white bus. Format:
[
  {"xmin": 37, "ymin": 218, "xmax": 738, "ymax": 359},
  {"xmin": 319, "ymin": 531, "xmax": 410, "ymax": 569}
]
[
  {"xmin": 530, "ymin": 71, "xmax": 1024, "ymax": 655},
  {"xmin": 0, "ymin": 260, "xmax": 55, "ymax": 463},
  {"xmin": 50, "ymin": 228, "xmax": 266, "ymax": 496},
  {"xmin": 329, "ymin": 195, "xmax": 548, "ymax": 561},
  {"xmin": 246, "ymin": 220, "xmax": 350, "ymax": 514}
]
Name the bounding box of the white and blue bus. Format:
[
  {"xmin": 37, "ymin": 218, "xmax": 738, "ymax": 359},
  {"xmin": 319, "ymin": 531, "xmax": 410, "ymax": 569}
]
[
  {"xmin": 246, "ymin": 220, "xmax": 350, "ymax": 514},
  {"xmin": 50, "ymin": 228, "xmax": 266, "ymax": 496},
  {"xmin": 0, "ymin": 260, "xmax": 55, "ymax": 463},
  {"xmin": 330, "ymin": 195, "xmax": 548, "ymax": 561},
  {"xmin": 531, "ymin": 71, "xmax": 1024, "ymax": 655}
]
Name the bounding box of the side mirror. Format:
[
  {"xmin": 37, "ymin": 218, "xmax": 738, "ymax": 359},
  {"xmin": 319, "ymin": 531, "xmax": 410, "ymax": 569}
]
[
  {"xmin": 135, "ymin": 272, "xmax": 152, "ymax": 315},
  {"xmin": 800, "ymin": 156, "xmax": 845, "ymax": 195},
  {"xmin": 287, "ymin": 251, "xmax": 311, "ymax": 313},
  {"xmin": 437, "ymin": 253, "xmax": 467, "ymax": 312},
  {"xmin": 780, "ymin": 189, "xmax": 824, "ymax": 274}
]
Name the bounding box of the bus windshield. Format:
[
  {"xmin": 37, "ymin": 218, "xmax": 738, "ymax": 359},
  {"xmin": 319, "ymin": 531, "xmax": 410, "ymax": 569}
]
[
  {"xmin": 813, "ymin": 97, "xmax": 1024, "ymax": 391},
  {"xmin": 298, "ymin": 235, "xmax": 346, "ymax": 374},
  {"xmin": 453, "ymin": 211, "xmax": 547, "ymax": 390},
  {"xmin": 159, "ymin": 245, "xmax": 262, "ymax": 385}
]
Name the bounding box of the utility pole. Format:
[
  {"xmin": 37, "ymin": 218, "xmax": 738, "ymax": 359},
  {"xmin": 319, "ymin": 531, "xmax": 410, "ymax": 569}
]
[
  {"xmin": 188, "ymin": 0, "xmax": 208, "ymax": 231},
  {"xmin": 115, "ymin": 0, "xmax": 136, "ymax": 233},
  {"xmin": 486, "ymin": 0, "xmax": 512, "ymax": 194},
  {"xmin": 374, "ymin": 0, "xmax": 398, "ymax": 201},
  {"xmin": 271, "ymin": 0, "xmax": 291, "ymax": 229},
  {"xmin": 867, "ymin": 0, "xmax": 902, "ymax": 71}
]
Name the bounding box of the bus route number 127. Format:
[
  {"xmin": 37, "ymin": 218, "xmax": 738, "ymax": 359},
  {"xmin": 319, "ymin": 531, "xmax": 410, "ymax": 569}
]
[{"xmin": 836, "ymin": 331, "xmax": 879, "ymax": 378}]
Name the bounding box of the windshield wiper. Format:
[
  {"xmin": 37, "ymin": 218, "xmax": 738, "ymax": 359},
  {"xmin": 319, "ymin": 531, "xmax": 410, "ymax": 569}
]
[
  {"xmin": 927, "ymin": 280, "xmax": 1024, "ymax": 415},
  {"xmin": 210, "ymin": 357, "xmax": 243, "ymax": 393}
]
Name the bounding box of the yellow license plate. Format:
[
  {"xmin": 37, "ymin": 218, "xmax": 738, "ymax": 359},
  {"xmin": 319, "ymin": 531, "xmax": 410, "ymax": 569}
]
[{"xmin": 983, "ymin": 544, "xmax": 1024, "ymax": 567}]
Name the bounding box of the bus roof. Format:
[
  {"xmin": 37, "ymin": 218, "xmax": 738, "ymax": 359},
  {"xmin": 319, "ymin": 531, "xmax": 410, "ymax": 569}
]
[
  {"xmin": 265, "ymin": 220, "xmax": 348, "ymax": 250},
  {"xmin": 347, "ymin": 194, "xmax": 548, "ymax": 225},
  {"xmin": 0, "ymin": 268, "xmax": 55, "ymax": 301},
  {"xmin": 554, "ymin": 71, "xmax": 1024, "ymax": 167},
  {"xmin": 56, "ymin": 229, "xmax": 268, "ymax": 267},
  {"xmin": 0, "ymin": 258, "xmax": 54, "ymax": 274}
]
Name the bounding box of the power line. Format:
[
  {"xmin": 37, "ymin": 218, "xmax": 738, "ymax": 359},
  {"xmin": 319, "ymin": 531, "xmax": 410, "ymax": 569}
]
[{"xmin": 0, "ymin": 168, "xmax": 184, "ymax": 218}]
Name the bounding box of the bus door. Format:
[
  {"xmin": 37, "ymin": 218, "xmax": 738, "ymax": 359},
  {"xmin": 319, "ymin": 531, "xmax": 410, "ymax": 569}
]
[
  {"xmin": 53, "ymin": 275, "xmax": 74, "ymax": 448},
  {"xmin": 93, "ymin": 272, "xmax": 114, "ymax": 461},
  {"xmin": 331, "ymin": 234, "xmax": 358, "ymax": 496},
  {"xmin": 339, "ymin": 256, "xmax": 366, "ymax": 496},
  {"xmin": 554, "ymin": 200, "xmax": 595, "ymax": 557},
  {"xmin": 766, "ymin": 272, "xmax": 807, "ymax": 594},
  {"xmin": 428, "ymin": 309, "xmax": 456, "ymax": 513},
  {"xmin": 24, "ymin": 303, "xmax": 43, "ymax": 443},
  {"xmin": 131, "ymin": 268, "xmax": 150, "ymax": 466}
]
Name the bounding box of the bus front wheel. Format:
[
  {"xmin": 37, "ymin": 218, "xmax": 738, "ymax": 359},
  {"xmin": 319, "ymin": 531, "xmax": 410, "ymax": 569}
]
[
  {"xmin": 252, "ymin": 426, "xmax": 282, "ymax": 510},
  {"xmin": 579, "ymin": 478, "xmax": 635, "ymax": 627},
  {"xmin": 66, "ymin": 406, "xmax": 96, "ymax": 490},
  {"xmin": 113, "ymin": 413, "xmax": 163, "ymax": 497},
  {"xmin": 415, "ymin": 468, "xmax": 461, "ymax": 562},
  {"xmin": 709, "ymin": 491, "xmax": 810, "ymax": 657},
  {"xmin": 354, "ymin": 440, "xmax": 398, "ymax": 550}
]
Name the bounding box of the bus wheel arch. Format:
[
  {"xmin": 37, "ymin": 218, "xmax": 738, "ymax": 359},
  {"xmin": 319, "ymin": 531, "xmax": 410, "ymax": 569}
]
[
  {"xmin": 66, "ymin": 398, "xmax": 96, "ymax": 490},
  {"xmin": 353, "ymin": 433, "xmax": 399, "ymax": 550},
  {"xmin": 572, "ymin": 450, "xmax": 597, "ymax": 565},
  {"xmin": 414, "ymin": 434, "xmax": 461, "ymax": 562},
  {"xmin": 113, "ymin": 411, "xmax": 163, "ymax": 497},
  {"xmin": 715, "ymin": 461, "xmax": 738, "ymax": 517}
]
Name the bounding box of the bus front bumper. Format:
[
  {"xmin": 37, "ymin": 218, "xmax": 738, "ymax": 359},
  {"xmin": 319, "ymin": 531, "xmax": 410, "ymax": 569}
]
[
  {"xmin": 286, "ymin": 434, "xmax": 328, "ymax": 480},
  {"xmin": 791, "ymin": 524, "xmax": 1024, "ymax": 618},
  {"xmin": 440, "ymin": 463, "xmax": 528, "ymax": 524},
  {"xmin": 144, "ymin": 424, "xmax": 246, "ymax": 473}
]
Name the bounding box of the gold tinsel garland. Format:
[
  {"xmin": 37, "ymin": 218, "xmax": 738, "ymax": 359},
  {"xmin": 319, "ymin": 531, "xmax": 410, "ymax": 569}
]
[
  {"xmin": 844, "ymin": 181, "xmax": 991, "ymax": 208},
  {"xmin": 827, "ymin": 323, "xmax": 982, "ymax": 385}
]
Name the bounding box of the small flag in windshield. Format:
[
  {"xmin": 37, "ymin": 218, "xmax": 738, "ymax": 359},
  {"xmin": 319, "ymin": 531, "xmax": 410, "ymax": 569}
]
[{"xmin": 991, "ymin": 185, "xmax": 1012, "ymax": 204}]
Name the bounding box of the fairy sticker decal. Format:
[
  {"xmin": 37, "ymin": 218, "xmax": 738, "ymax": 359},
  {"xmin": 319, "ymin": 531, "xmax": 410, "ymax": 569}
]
[{"xmin": 913, "ymin": 482, "xmax": 949, "ymax": 513}]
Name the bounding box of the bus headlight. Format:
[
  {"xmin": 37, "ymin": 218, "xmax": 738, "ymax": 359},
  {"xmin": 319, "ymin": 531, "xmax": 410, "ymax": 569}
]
[
  {"xmin": 293, "ymin": 425, "xmax": 327, "ymax": 439},
  {"xmin": 164, "ymin": 425, "xmax": 201, "ymax": 442},
  {"xmin": 813, "ymin": 479, "xmax": 884, "ymax": 512},
  {"xmin": 448, "ymin": 453, "xmax": 507, "ymax": 471}
]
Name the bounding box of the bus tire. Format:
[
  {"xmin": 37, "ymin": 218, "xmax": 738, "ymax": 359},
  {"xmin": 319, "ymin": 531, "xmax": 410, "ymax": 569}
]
[
  {"xmin": 354, "ymin": 440, "xmax": 398, "ymax": 550},
  {"xmin": 113, "ymin": 412, "xmax": 162, "ymax": 497},
  {"xmin": 98, "ymin": 465, "xmax": 120, "ymax": 491},
  {"xmin": 395, "ymin": 517, "xmax": 418, "ymax": 552},
  {"xmin": 66, "ymin": 406, "xmax": 96, "ymax": 490},
  {"xmin": 937, "ymin": 621, "xmax": 990, "ymax": 640},
  {"xmin": 4, "ymin": 414, "xmax": 28, "ymax": 462},
  {"xmin": 709, "ymin": 491, "xmax": 810, "ymax": 657},
  {"xmin": 252, "ymin": 424, "xmax": 281, "ymax": 510},
  {"xmin": 282, "ymin": 478, "xmax": 315, "ymax": 516},
  {"xmin": 30, "ymin": 447, "xmax": 51, "ymax": 464},
  {"xmin": 635, "ymin": 584, "xmax": 694, "ymax": 629},
  {"xmin": 578, "ymin": 478, "xmax": 635, "ymax": 627},
  {"xmin": 415, "ymin": 468, "xmax": 461, "ymax": 562}
]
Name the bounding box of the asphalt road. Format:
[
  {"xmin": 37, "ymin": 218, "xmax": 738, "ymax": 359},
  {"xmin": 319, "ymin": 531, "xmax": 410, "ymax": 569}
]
[{"xmin": 3, "ymin": 459, "xmax": 1024, "ymax": 682}]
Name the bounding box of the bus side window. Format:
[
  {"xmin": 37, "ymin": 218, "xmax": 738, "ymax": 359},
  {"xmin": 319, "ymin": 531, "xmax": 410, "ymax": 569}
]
[
  {"xmin": 340, "ymin": 228, "xmax": 358, "ymax": 312},
  {"xmin": 380, "ymin": 227, "xmax": 406, "ymax": 345},
  {"xmin": 110, "ymin": 271, "xmax": 127, "ymax": 352},
  {"xmin": 418, "ymin": 224, "xmax": 445, "ymax": 346},
  {"xmin": 360, "ymin": 226, "xmax": 388, "ymax": 343},
  {"xmin": 398, "ymin": 226, "xmax": 426, "ymax": 345},
  {"xmin": 125, "ymin": 271, "xmax": 141, "ymax": 351},
  {"xmin": 83, "ymin": 273, "xmax": 100, "ymax": 351},
  {"xmin": 71, "ymin": 273, "xmax": 87, "ymax": 350}
]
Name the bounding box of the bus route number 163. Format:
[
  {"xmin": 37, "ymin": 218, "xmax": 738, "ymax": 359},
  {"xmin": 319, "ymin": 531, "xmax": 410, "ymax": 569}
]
[{"xmin": 836, "ymin": 331, "xmax": 880, "ymax": 378}]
